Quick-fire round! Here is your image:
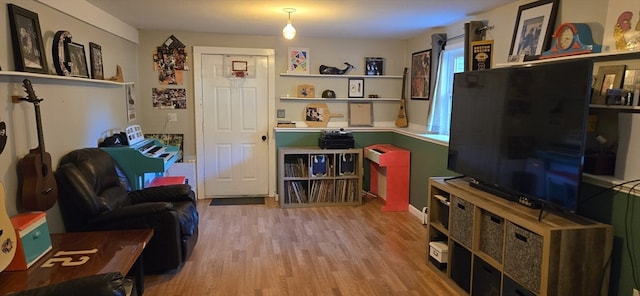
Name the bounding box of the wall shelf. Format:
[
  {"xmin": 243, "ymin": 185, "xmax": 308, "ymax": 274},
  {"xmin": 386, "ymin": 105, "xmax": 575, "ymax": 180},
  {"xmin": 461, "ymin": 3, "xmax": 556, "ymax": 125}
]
[
  {"xmin": 280, "ymin": 97, "xmax": 400, "ymax": 102},
  {"xmin": 589, "ymin": 104, "xmax": 640, "ymax": 112},
  {"xmin": 280, "ymin": 73, "xmax": 402, "ymax": 79},
  {"xmin": 0, "ymin": 71, "xmax": 132, "ymax": 86},
  {"xmin": 496, "ymin": 49, "xmax": 640, "ymax": 67}
]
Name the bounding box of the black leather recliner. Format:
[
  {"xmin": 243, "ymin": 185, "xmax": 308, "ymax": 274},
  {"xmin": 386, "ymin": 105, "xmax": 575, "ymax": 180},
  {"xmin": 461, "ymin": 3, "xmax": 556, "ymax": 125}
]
[
  {"xmin": 8, "ymin": 272, "xmax": 134, "ymax": 296},
  {"xmin": 54, "ymin": 148, "xmax": 199, "ymax": 274}
]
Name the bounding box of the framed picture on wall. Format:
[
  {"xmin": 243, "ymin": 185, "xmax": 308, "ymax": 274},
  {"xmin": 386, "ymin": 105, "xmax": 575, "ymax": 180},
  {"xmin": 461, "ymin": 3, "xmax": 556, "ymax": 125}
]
[
  {"xmin": 8, "ymin": 4, "xmax": 48, "ymax": 74},
  {"xmin": 287, "ymin": 47, "xmax": 309, "ymax": 74},
  {"xmin": 411, "ymin": 49, "xmax": 431, "ymax": 100}
]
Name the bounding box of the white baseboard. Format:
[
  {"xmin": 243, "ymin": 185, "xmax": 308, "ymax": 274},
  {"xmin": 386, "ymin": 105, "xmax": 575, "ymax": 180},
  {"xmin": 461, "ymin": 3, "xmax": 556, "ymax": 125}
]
[{"xmin": 409, "ymin": 204, "xmax": 427, "ymax": 224}]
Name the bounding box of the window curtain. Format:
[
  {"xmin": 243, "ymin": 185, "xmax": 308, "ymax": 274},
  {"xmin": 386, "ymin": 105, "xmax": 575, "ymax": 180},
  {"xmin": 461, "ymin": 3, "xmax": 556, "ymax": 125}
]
[{"xmin": 425, "ymin": 33, "xmax": 447, "ymax": 133}]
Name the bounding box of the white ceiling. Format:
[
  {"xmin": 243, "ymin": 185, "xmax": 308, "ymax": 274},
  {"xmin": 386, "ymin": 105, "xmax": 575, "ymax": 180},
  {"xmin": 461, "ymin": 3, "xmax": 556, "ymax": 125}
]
[{"xmin": 85, "ymin": 0, "xmax": 516, "ymax": 39}]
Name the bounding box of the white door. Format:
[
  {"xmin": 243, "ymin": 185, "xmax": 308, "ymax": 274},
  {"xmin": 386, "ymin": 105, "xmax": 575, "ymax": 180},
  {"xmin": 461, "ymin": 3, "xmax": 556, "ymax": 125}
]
[{"xmin": 200, "ymin": 54, "xmax": 269, "ymax": 197}]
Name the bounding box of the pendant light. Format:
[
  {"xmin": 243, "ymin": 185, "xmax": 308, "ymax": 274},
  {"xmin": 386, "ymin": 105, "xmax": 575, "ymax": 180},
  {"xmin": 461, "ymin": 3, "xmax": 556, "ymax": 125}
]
[{"xmin": 282, "ymin": 8, "xmax": 296, "ymax": 40}]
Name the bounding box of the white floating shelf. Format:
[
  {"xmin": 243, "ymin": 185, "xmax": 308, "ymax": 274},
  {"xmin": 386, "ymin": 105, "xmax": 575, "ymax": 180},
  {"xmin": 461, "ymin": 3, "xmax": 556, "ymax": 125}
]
[
  {"xmin": 279, "ymin": 97, "xmax": 400, "ymax": 101},
  {"xmin": 279, "ymin": 73, "xmax": 402, "ymax": 79},
  {"xmin": 0, "ymin": 71, "xmax": 132, "ymax": 86}
]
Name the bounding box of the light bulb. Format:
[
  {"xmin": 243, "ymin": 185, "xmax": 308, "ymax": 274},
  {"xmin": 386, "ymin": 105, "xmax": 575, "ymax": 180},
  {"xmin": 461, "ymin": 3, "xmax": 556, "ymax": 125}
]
[
  {"xmin": 283, "ymin": 22, "xmax": 296, "ymax": 39},
  {"xmin": 282, "ymin": 8, "xmax": 297, "ymax": 39}
]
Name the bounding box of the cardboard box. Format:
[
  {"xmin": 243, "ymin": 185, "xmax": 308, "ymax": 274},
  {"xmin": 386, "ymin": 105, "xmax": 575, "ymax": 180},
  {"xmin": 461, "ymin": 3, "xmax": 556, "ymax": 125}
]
[
  {"xmin": 6, "ymin": 212, "xmax": 52, "ymax": 271},
  {"xmin": 429, "ymin": 241, "xmax": 449, "ymax": 270}
]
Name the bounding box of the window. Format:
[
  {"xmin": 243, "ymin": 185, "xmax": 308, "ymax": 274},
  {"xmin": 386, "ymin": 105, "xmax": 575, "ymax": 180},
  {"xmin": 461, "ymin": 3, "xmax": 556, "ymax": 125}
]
[{"xmin": 427, "ymin": 43, "xmax": 465, "ymax": 136}]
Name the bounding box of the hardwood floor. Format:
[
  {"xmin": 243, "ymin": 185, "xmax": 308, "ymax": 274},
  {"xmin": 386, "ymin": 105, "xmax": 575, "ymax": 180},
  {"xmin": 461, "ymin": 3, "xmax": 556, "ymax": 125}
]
[{"xmin": 142, "ymin": 197, "xmax": 459, "ymax": 296}]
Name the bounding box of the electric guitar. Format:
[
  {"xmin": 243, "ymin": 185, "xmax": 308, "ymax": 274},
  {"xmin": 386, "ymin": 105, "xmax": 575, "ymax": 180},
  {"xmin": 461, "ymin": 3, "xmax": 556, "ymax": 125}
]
[
  {"xmin": 0, "ymin": 182, "xmax": 17, "ymax": 271},
  {"xmin": 395, "ymin": 67, "xmax": 409, "ymax": 127},
  {"xmin": 18, "ymin": 79, "xmax": 58, "ymax": 211}
]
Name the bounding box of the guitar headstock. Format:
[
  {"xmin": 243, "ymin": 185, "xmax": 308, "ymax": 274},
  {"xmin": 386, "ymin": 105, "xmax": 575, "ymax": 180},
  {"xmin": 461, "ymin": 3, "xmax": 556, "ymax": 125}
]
[{"xmin": 22, "ymin": 79, "xmax": 42, "ymax": 104}]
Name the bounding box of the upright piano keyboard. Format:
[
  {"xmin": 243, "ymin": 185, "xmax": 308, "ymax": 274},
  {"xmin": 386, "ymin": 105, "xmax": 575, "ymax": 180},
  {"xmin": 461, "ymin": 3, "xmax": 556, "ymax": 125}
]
[{"xmin": 101, "ymin": 125, "xmax": 181, "ymax": 190}]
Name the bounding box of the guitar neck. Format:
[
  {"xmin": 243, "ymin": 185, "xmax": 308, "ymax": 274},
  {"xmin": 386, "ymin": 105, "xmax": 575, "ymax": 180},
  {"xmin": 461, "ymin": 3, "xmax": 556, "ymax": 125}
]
[
  {"xmin": 33, "ymin": 103, "xmax": 46, "ymax": 153},
  {"xmin": 401, "ymin": 68, "xmax": 407, "ymax": 101}
]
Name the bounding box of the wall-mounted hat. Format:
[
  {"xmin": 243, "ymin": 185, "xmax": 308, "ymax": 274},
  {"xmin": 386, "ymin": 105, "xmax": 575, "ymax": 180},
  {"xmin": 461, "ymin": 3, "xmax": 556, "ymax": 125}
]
[{"xmin": 322, "ymin": 89, "xmax": 336, "ymax": 98}]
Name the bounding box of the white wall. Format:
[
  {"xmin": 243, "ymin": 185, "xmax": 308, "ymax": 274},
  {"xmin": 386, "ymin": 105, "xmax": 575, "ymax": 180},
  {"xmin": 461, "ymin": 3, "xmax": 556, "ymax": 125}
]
[
  {"xmin": 136, "ymin": 30, "xmax": 407, "ymax": 156},
  {"xmin": 405, "ymin": 0, "xmax": 610, "ymax": 127},
  {"xmin": 0, "ymin": 0, "xmax": 138, "ymax": 233}
]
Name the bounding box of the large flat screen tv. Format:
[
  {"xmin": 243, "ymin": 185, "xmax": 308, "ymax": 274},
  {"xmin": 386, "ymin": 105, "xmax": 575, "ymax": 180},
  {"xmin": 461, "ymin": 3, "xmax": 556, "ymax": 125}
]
[{"xmin": 447, "ymin": 59, "xmax": 593, "ymax": 213}]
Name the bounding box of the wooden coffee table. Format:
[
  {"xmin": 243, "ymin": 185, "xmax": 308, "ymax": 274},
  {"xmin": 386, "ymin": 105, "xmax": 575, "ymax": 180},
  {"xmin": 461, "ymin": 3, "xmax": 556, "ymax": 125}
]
[{"xmin": 0, "ymin": 229, "xmax": 153, "ymax": 295}]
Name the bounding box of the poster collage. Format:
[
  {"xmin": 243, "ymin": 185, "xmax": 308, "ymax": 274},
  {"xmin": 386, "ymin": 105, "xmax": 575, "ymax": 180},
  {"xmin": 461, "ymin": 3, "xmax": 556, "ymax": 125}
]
[{"xmin": 151, "ymin": 35, "xmax": 188, "ymax": 110}]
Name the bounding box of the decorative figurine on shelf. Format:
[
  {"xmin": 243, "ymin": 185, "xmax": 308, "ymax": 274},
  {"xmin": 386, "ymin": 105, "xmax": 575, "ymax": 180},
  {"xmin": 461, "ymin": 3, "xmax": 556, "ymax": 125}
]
[
  {"xmin": 108, "ymin": 65, "xmax": 124, "ymax": 82},
  {"xmin": 319, "ymin": 62, "xmax": 354, "ymax": 75}
]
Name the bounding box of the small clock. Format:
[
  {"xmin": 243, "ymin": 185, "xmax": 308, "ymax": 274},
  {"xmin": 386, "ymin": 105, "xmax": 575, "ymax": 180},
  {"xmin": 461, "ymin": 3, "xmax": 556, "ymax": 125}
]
[{"xmin": 540, "ymin": 23, "xmax": 602, "ymax": 59}]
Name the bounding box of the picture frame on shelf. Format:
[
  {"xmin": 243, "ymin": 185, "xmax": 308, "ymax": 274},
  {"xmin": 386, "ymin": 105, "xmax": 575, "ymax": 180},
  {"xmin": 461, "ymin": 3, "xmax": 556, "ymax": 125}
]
[
  {"xmin": 89, "ymin": 42, "xmax": 104, "ymax": 80},
  {"xmin": 348, "ymin": 101, "xmax": 374, "ymax": 127},
  {"xmin": 624, "ymin": 69, "xmax": 640, "ymax": 106},
  {"xmin": 287, "ymin": 47, "xmax": 309, "ymax": 74},
  {"xmin": 411, "ymin": 49, "xmax": 431, "ymax": 100},
  {"xmin": 592, "ymin": 65, "xmax": 626, "ymax": 105},
  {"xmin": 348, "ymin": 78, "xmax": 365, "ymax": 98},
  {"xmin": 365, "ymin": 57, "xmax": 384, "ymax": 75},
  {"xmin": 8, "ymin": 4, "xmax": 49, "ymax": 74},
  {"xmin": 65, "ymin": 42, "xmax": 89, "ymax": 78},
  {"xmin": 508, "ymin": 0, "xmax": 558, "ymax": 61},
  {"xmin": 623, "ymin": 69, "xmax": 640, "ymax": 91}
]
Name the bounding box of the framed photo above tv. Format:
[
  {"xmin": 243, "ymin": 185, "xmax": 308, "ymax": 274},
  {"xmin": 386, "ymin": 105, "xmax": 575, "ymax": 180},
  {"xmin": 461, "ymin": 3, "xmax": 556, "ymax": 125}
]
[
  {"xmin": 508, "ymin": 0, "xmax": 558, "ymax": 61},
  {"xmin": 8, "ymin": 4, "xmax": 48, "ymax": 74}
]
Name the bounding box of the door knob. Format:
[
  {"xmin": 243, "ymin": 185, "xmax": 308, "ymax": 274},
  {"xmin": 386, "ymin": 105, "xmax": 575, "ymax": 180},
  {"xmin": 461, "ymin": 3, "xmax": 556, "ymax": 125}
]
[{"xmin": 261, "ymin": 135, "xmax": 267, "ymax": 141}]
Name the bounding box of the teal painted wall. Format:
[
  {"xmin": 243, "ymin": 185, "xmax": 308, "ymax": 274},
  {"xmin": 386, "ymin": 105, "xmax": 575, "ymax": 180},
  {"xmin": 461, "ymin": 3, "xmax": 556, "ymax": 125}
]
[
  {"xmin": 390, "ymin": 133, "xmax": 456, "ymax": 210},
  {"xmin": 579, "ymin": 183, "xmax": 640, "ymax": 296}
]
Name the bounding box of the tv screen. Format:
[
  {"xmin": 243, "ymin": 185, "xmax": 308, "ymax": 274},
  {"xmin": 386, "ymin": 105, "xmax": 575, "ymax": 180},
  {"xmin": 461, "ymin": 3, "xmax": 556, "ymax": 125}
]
[{"xmin": 447, "ymin": 59, "xmax": 593, "ymax": 212}]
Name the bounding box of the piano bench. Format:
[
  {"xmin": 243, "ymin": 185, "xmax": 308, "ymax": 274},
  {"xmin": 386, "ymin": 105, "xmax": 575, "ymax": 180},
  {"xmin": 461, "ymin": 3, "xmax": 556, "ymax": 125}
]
[{"xmin": 148, "ymin": 176, "xmax": 186, "ymax": 187}]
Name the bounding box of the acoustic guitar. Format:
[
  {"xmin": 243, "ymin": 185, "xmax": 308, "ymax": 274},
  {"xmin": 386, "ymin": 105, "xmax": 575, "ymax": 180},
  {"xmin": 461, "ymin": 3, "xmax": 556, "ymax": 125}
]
[
  {"xmin": 0, "ymin": 182, "xmax": 17, "ymax": 271},
  {"xmin": 18, "ymin": 79, "xmax": 58, "ymax": 211},
  {"xmin": 395, "ymin": 67, "xmax": 409, "ymax": 127}
]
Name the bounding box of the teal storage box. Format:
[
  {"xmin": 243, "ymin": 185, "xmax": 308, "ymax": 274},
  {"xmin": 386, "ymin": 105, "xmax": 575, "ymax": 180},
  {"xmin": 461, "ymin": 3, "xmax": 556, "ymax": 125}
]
[{"xmin": 6, "ymin": 212, "xmax": 52, "ymax": 270}]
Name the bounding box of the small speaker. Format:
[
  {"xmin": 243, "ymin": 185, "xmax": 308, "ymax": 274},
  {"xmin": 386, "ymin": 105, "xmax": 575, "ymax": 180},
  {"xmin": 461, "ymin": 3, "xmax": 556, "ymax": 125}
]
[
  {"xmin": 311, "ymin": 155, "xmax": 327, "ymax": 177},
  {"xmin": 338, "ymin": 153, "xmax": 355, "ymax": 175}
]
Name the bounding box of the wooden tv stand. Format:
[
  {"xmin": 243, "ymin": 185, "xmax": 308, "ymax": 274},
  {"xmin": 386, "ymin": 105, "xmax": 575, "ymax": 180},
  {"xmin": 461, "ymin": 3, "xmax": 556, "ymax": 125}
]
[{"xmin": 426, "ymin": 177, "xmax": 613, "ymax": 296}]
